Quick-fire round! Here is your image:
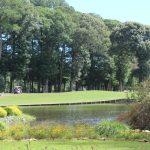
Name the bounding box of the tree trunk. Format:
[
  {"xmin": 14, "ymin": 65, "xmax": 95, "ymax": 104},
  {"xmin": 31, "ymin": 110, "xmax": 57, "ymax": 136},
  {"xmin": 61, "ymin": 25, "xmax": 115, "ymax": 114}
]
[
  {"xmin": 58, "ymin": 47, "xmax": 65, "ymax": 92},
  {"xmin": 9, "ymin": 75, "xmax": 13, "ymax": 93},
  {"xmin": 76, "ymin": 81, "xmax": 79, "ymax": 91},
  {"xmin": 119, "ymin": 81, "xmax": 124, "ymax": 91},
  {"xmin": 23, "ymin": 79, "xmax": 27, "ymax": 93},
  {"xmin": 0, "ymin": 26, "xmax": 2, "ymax": 60},
  {"xmin": 45, "ymin": 79, "xmax": 49, "ymax": 93},
  {"xmin": 48, "ymin": 81, "xmax": 52, "ymax": 93},
  {"xmin": 70, "ymin": 78, "xmax": 73, "ymax": 91},
  {"xmin": 38, "ymin": 81, "xmax": 41, "ymax": 93},
  {"xmin": 70, "ymin": 47, "xmax": 75, "ymax": 91},
  {"xmin": 54, "ymin": 82, "xmax": 58, "ymax": 92},
  {"xmin": 63, "ymin": 82, "xmax": 66, "ymax": 92},
  {"xmin": 41, "ymin": 83, "xmax": 44, "ymax": 93},
  {"xmin": 31, "ymin": 80, "xmax": 34, "ymax": 93}
]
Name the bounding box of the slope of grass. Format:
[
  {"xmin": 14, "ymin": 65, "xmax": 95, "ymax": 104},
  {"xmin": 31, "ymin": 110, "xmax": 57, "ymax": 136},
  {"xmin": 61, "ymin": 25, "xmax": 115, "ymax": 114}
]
[
  {"xmin": 0, "ymin": 140, "xmax": 150, "ymax": 150},
  {"xmin": 0, "ymin": 91, "xmax": 127, "ymax": 106}
]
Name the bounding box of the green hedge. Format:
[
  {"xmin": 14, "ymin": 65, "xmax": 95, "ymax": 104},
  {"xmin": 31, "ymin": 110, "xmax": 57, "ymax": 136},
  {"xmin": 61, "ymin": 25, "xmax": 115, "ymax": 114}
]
[
  {"xmin": 96, "ymin": 121, "xmax": 130, "ymax": 137},
  {"xmin": 0, "ymin": 107, "xmax": 7, "ymax": 118},
  {"xmin": 5, "ymin": 106, "xmax": 22, "ymax": 116}
]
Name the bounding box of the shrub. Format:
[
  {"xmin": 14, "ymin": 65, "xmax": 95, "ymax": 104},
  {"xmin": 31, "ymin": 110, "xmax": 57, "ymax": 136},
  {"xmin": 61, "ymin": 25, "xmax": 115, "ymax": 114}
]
[
  {"xmin": 118, "ymin": 103, "xmax": 150, "ymax": 130},
  {"xmin": 0, "ymin": 122, "xmax": 6, "ymax": 130},
  {"xmin": 0, "ymin": 107, "xmax": 7, "ymax": 118},
  {"xmin": 50, "ymin": 125, "xmax": 65, "ymax": 139},
  {"xmin": 117, "ymin": 130, "xmax": 150, "ymax": 141},
  {"xmin": 5, "ymin": 106, "xmax": 22, "ymax": 116},
  {"xmin": 73, "ymin": 124, "xmax": 97, "ymax": 139},
  {"xmin": 29, "ymin": 126, "xmax": 50, "ymax": 139},
  {"xmin": 0, "ymin": 130, "xmax": 8, "ymax": 140},
  {"xmin": 119, "ymin": 80, "xmax": 150, "ymax": 130},
  {"xmin": 96, "ymin": 121, "xmax": 130, "ymax": 137},
  {"xmin": 8, "ymin": 124, "xmax": 29, "ymax": 140}
]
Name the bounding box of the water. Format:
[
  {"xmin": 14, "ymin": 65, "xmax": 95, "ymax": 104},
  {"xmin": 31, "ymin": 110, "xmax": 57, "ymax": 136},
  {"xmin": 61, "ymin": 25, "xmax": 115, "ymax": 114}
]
[{"xmin": 21, "ymin": 104, "xmax": 129, "ymax": 125}]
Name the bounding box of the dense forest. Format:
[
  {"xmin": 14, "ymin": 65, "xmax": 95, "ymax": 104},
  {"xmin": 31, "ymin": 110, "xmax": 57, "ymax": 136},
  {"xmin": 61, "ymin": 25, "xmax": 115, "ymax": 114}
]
[{"xmin": 1, "ymin": 0, "xmax": 150, "ymax": 93}]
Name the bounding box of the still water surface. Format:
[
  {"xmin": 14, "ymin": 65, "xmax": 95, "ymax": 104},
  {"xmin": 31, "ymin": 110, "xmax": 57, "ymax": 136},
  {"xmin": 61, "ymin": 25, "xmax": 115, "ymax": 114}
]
[{"xmin": 22, "ymin": 104, "xmax": 129, "ymax": 125}]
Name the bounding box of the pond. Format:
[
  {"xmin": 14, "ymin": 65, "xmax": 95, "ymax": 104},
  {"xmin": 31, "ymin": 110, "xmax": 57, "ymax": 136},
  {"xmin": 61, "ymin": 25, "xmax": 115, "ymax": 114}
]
[{"xmin": 21, "ymin": 104, "xmax": 129, "ymax": 125}]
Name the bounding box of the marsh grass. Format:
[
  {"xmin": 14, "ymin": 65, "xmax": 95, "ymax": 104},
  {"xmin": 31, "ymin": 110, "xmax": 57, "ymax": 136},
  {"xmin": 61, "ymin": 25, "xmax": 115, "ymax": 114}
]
[{"xmin": 0, "ymin": 122, "xmax": 149, "ymax": 142}]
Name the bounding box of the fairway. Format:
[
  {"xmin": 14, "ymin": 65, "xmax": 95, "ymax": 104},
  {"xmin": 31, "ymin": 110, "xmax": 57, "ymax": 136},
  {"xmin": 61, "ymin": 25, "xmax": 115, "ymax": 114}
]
[
  {"xmin": 0, "ymin": 140, "xmax": 149, "ymax": 150},
  {"xmin": 0, "ymin": 91, "xmax": 127, "ymax": 106}
]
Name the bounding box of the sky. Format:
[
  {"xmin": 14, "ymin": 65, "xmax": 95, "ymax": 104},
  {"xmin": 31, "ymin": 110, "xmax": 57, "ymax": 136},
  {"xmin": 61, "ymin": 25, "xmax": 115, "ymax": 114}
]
[{"xmin": 65, "ymin": 0, "xmax": 150, "ymax": 25}]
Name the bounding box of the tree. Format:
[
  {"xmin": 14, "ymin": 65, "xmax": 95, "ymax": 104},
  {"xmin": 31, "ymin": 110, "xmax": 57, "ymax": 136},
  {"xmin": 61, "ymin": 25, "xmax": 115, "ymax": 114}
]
[
  {"xmin": 104, "ymin": 19, "xmax": 121, "ymax": 32},
  {"xmin": 28, "ymin": 6, "xmax": 75, "ymax": 92},
  {"xmin": 30, "ymin": 0, "xmax": 68, "ymax": 7},
  {"xmin": 0, "ymin": 0, "xmax": 38, "ymax": 92},
  {"xmin": 134, "ymin": 28, "xmax": 150, "ymax": 82},
  {"xmin": 110, "ymin": 22, "xmax": 150, "ymax": 90},
  {"xmin": 87, "ymin": 52, "xmax": 115, "ymax": 90},
  {"xmin": 69, "ymin": 13, "xmax": 110, "ymax": 90}
]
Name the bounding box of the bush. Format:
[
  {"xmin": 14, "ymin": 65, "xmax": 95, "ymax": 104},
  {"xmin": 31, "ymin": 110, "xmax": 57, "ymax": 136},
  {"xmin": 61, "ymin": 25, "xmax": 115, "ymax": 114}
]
[
  {"xmin": 8, "ymin": 124, "xmax": 29, "ymax": 140},
  {"xmin": 119, "ymin": 80, "xmax": 150, "ymax": 130},
  {"xmin": 0, "ymin": 122, "xmax": 6, "ymax": 130},
  {"xmin": 96, "ymin": 121, "xmax": 130, "ymax": 137},
  {"xmin": 73, "ymin": 124, "xmax": 98, "ymax": 139},
  {"xmin": 29, "ymin": 126, "xmax": 50, "ymax": 139},
  {"xmin": 0, "ymin": 130, "xmax": 8, "ymax": 140},
  {"xmin": 0, "ymin": 107, "xmax": 7, "ymax": 118},
  {"xmin": 5, "ymin": 106, "xmax": 22, "ymax": 116},
  {"xmin": 50, "ymin": 125, "xmax": 65, "ymax": 139}
]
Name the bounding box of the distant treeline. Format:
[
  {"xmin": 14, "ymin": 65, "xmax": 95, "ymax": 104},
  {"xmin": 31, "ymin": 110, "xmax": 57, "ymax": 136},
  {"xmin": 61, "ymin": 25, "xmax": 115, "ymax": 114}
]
[{"xmin": 1, "ymin": 0, "xmax": 150, "ymax": 93}]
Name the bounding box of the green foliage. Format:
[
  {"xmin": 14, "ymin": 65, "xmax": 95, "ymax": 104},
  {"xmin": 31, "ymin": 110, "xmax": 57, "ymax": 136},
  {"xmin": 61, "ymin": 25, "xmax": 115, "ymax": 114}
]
[
  {"xmin": 111, "ymin": 22, "xmax": 150, "ymax": 90},
  {"xmin": 104, "ymin": 19, "xmax": 121, "ymax": 31},
  {"xmin": 73, "ymin": 124, "xmax": 98, "ymax": 139},
  {"xmin": 30, "ymin": 0, "xmax": 68, "ymax": 8},
  {"xmin": 0, "ymin": 122, "xmax": 149, "ymax": 141},
  {"xmin": 96, "ymin": 121, "xmax": 130, "ymax": 137},
  {"xmin": 29, "ymin": 125, "xmax": 50, "ymax": 139},
  {"xmin": 0, "ymin": 130, "xmax": 8, "ymax": 140},
  {"xmin": 0, "ymin": 107, "xmax": 7, "ymax": 118},
  {"xmin": 5, "ymin": 106, "xmax": 22, "ymax": 116},
  {"xmin": 1, "ymin": 0, "xmax": 150, "ymax": 92},
  {"xmin": 120, "ymin": 80, "xmax": 150, "ymax": 130},
  {"xmin": 0, "ymin": 122, "xmax": 6, "ymax": 130},
  {"xmin": 132, "ymin": 79, "xmax": 150, "ymax": 103},
  {"xmin": 0, "ymin": 75, "xmax": 5, "ymax": 93},
  {"xmin": 117, "ymin": 130, "xmax": 150, "ymax": 141},
  {"xmin": 8, "ymin": 124, "xmax": 29, "ymax": 140}
]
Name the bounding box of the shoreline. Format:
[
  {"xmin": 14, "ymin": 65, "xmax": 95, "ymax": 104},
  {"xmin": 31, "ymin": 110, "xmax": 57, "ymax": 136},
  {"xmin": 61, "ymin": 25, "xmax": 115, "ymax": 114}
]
[{"xmin": 1, "ymin": 99, "xmax": 134, "ymax": 107}]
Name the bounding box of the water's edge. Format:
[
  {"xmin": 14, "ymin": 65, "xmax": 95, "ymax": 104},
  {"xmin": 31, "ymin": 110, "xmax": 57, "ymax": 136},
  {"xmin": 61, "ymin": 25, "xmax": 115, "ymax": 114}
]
[{"xmin": 16, "ymin": 99, "xmax": 134, "ymax": 107}]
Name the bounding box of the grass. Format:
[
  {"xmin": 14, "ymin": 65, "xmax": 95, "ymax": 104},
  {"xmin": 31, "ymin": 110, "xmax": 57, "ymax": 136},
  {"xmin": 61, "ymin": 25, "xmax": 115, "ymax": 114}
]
[
  {"xmin": 0, "ymin": 140, "xmax": 150, "ymax": 150},
  {"xmin": 0, "ymin": 91, "xmax": 127, "ymax": 106}
]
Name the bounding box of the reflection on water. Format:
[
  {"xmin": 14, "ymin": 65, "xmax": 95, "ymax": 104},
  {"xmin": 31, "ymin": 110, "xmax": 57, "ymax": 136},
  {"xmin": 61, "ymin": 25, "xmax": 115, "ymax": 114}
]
[{"xmin": 21, "ymin": 104, "xmax": 129, "ymax": 125}]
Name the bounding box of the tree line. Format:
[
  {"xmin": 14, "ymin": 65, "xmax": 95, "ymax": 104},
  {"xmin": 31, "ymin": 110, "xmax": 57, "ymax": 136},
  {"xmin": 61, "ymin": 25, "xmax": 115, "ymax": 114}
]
[{"xmin": 1, "ymin": 0, "xmax": 150, "ymax": 93}]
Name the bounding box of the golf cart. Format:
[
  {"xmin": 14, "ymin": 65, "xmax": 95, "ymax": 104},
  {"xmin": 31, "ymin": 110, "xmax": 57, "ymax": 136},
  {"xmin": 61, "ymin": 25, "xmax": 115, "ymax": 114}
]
[{"xmin": 14, "ymin": 86, "xmax": 22, "ymax": 94}]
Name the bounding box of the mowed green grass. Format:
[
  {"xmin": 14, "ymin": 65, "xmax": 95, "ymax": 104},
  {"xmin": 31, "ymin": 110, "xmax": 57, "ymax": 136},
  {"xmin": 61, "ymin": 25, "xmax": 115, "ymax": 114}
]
[
  {"xmin": 0, "ymin": 140, "xmax": 149, "ymax": 150},
  {"xmin": 0, "ymin": 91, "xmax": 127, "ymax": 106}
]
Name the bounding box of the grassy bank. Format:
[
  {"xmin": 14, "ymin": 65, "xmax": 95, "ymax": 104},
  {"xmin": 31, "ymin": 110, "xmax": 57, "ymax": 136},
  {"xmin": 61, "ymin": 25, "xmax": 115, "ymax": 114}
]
[
  {"xmin": 0, "ymin": 91, "xmax": 127, "ymax": 106},
  {"xmin": 0, "ymin": 140, "xmax": 150, "ymax": 150}
]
